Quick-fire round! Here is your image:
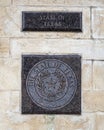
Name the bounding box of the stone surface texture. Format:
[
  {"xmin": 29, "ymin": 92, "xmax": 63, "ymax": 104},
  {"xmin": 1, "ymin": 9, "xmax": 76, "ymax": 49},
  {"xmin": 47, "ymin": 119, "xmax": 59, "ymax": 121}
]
[
  {"xmin": 0, "ymin": 0, "xmax": 11, "ymax": 6},
  {"xmin": 0, "ymin": 0, "xmax": 104, "ymax": 129},
  {"xmin": 92, "ymin": 8, "xmax": 104, "ymax": 39},
  {"xmin": 13, "ymin": 0, "xmax": 104, "ymax": 6},
  {"xmin": 93, "ymin": 61, "xmax": 104, "ymax": 90}
]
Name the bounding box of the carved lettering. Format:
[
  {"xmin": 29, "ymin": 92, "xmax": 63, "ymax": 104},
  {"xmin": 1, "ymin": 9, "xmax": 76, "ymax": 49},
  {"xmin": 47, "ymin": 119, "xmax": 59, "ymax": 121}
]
[{"xmin": 39, "ymin": 14, "xmax": 64, "ymax": 21}]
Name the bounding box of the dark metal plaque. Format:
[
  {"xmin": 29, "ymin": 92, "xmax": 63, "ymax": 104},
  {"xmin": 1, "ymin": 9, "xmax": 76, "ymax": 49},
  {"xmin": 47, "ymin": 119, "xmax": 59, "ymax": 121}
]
[
  {"xmin": 22, "ymin": 12, "xmax": 82, "ymax": 32},
  {"xmin": 22, "ymin": 55, "xmax": 81, "ymax": 114}
]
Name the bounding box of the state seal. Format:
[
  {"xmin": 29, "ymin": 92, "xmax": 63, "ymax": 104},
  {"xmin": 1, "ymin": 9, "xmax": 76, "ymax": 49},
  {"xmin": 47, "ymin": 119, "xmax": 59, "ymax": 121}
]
[{"xmin": 26, "ymin": 59, "xmax": 77, "ymax": 110}]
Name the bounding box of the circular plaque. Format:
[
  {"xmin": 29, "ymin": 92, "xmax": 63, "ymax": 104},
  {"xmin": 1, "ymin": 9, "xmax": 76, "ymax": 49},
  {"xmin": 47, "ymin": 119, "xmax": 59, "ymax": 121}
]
[{"xmin": 26, "ymin": 59, "xmax": 77, "ymax": 110}]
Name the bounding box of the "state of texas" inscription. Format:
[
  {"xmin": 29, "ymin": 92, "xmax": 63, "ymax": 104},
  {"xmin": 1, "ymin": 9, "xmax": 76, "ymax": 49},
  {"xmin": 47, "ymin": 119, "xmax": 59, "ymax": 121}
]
[{"xmin": 22, "ymin": 12, "xmax": 82, "ymax": 32}]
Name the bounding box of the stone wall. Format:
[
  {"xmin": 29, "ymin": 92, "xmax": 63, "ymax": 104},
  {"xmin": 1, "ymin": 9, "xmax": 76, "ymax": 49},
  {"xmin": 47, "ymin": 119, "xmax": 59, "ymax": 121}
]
[{"xmin": 0, "ymin": 0, "xmax": 104, "ymax": 130}]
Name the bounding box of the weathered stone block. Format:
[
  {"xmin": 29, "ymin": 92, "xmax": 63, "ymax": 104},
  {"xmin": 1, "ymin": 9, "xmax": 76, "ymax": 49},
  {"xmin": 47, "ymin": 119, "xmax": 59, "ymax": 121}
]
[
  {"xmin": 0, "ymin": 58, "xmax": 20, "ymax": 90},
  {"xmin": 0, "ymin": 92, "xmax": 10, "ymax": 114},
  {"xmin": 83, "ymin": 91, "xmax": 104, "ymax": 112},
  {"xmin": 0, "ymin": 0, "xmax": 11, "ymax": 6},
  {"xmin": 92, "ymin": 8, "xmax": 104, "ymax": 39},
  {"xmin": 13, "ymin": 0, "xmax": 104, "ymax": 6},
  {"xmin": 54, "ymin": 114, "xmax": 95, "ymax": 130},
  {"xmin": 82, "ymin": 60, "xmax": 92, "ymax": 90},
  {"xmin": 95, "ymin": 114, "xmax": 104, "ymax": 130},
  {"xmin": 93, "ymin": 61, "xmax": 104, "ymax": 90},
  {"xmin": 0, "ymin": 38, "xmax": 9, "ymax": 57},
  {"xmin": 11, "ymin": 39, "xmax": 104, "ymax": 60}
]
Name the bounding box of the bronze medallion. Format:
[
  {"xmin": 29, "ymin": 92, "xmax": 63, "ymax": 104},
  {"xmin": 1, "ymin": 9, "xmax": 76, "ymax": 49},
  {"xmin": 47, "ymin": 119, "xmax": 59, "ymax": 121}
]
[{"xmin": 26, "ymin": 59, "xmax": 77, "ymax": 110}]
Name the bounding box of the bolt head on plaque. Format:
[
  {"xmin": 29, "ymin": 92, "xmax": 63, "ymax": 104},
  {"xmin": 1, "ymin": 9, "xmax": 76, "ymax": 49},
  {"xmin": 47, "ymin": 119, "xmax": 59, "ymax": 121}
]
[{"xmin": 22, "ymin": 55, "xmax": 81, "ymax": 114}]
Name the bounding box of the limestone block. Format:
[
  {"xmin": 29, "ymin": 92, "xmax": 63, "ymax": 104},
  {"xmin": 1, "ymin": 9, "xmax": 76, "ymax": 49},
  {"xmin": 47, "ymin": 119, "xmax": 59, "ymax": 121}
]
[
  {"xmin": 0, "ymin": 91, "xmax": 10, "ymax": 114},
  {"xmin": 10, "ymin": 91, "xmax": 20, "ymax": 113},
  {"xmin": 0, "ymin": 113, "xmax": 47, "ymax": 130},
  {"xmin": 13, "ymin": 0, "xmax": 104, "ymax": 6},
  {"xmin": 10, "ymin": 39, "xmax": 104, "ymax": 60},
  {"xmin": 0, "ymin": 0, "xmax": 11, "ymax": 6},
  {"xmin": 92, "ymin": 8, "xmax": 104, "ymax": 39},
  {"xmin": 93, "ymin": 61, "xmax": 104, "ymax": 90},
  {"xmin": 92, "ymin": 40, "xmax": 104, "ymax": 60},
  {"xmin": 54, "ymin": 114, "xmax": 95, "ymax": 130},
  {"xmin": 0, "ymin": 38, "xmax": 9, "ymax": 57},
  {"xmin": 82, "ymin": 60, "xmax": 92, "ymax": 90},
  {"xmin": 95, "ymin": 114, "xmax": 104, "ymax": 130},
  {"xmin": 83, "ymin": 91, "xmax": 104, "ymax": 112},
  {"xmin": 10, "ymin": 39, "xmax": 93, "ymax": 59},
  {"xmin": 0, "ymin": 58, "xmax": 20, "ymax": 90}
]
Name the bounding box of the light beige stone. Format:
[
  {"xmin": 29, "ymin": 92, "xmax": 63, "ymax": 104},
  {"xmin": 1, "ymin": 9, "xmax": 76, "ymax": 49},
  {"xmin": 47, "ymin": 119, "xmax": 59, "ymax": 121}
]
[
  {"xmin": 92, "ymin": 40, "xmax": 104, "ymax": 60},
  {"xmin": 13, "ymin": 0, "xmax": 29, "ymax": 5},
  {"xmin": 13, "ymin": 0, "xmax": 104, "ymax": 6},
  {"xmin": 7, "ymin": 112, "xmax": 46, "ymax": 125},
  {"xmin": 95, "ymin": 113, "xmax": 104, "ymax": 130},
  {"xmin": 45, "ymin": 115, "xmax": 55, "ymax": 124},
  {"xmin": 10, "ymin": 39, "xmax": 93, "ymax": 59},
  {"xmin": 54, "ymin": 114, "xmax": 95, "ymax": 130},
  {"xmin": 92, "ymin": 8, "xmax": 104, "ymax": 39},
  {"xmin": 83, "ymin": 91, "xmax": 104, "ymax": 112},
  {"xmin": 0, "ymin": 0, "xmax": 11, "ymax": 6},
  {"xmin": 0, "ymin": 38, "xmax": 9, "ymax": 57},
  {"xmin": 0, "ymin": 58, "xmax": 20, "ymax": 90},
  {"xmin": 0, "ymin": 7, "xmax": 90, "ymax": 38},
  {"xmin": 10, "ymin": 39, "xmax": 104, "ymax": 60},
  {"xmin": 93, "ymin": 61, "xmax": 104, "ymax": 90},
  {"xmin": 10, "ymin": 91, "xmax": 20, "ymax": 113},
  {"xmin": 0, "ymin": 114, "xmax": 47, "ymax": 130},
  {"xmin": 0, "ymin": 91, "xmax": 10, "ymax": 114},
  {"xmin": 82, "ymin": 60, "xmax": 92, "ymax": 90},
  {"xmin": 0, "ymin": 92, "xmax": 46, "ymax": 129}
]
